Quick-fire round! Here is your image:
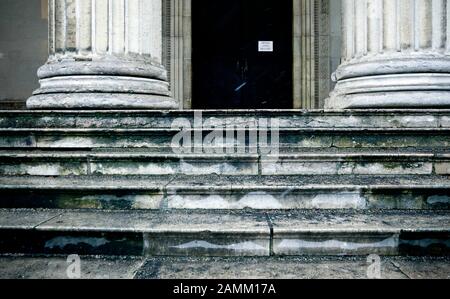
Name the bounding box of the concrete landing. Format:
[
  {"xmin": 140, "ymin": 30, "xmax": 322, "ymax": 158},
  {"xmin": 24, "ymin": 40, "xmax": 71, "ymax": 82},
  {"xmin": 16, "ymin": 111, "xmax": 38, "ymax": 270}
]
[{"xmin": 0, "ymin": 255, "xmax": 448, "ymax": 279}]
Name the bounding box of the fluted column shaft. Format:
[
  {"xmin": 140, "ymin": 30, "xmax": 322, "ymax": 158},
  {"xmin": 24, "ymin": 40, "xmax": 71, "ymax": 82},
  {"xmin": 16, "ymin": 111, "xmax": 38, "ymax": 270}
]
[
  {"xmin": 327, "ymin": 0, "xmax": 450, "ymax": 109},
  {"xmin": 28, "ymin": 0, "xmax": 178, "ymax": 109}
]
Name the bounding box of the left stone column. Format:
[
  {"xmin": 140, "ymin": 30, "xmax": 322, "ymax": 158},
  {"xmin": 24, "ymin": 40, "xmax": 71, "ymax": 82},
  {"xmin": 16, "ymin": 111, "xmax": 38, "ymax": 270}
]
[{"xmin": 27, "ymin": 0, "xmax": 178, "ymax": 109}]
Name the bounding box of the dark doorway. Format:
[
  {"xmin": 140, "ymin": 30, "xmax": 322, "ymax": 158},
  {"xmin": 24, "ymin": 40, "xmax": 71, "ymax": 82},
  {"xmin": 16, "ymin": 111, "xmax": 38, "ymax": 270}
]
[{"xmin": 192, "ymin": 0, "xmax": 293, "ymax": 109}]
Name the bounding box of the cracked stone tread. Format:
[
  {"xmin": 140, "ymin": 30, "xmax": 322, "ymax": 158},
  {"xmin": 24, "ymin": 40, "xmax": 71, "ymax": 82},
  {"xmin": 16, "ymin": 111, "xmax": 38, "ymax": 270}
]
[
  {"xmin": 0, "ymin": 175, "xmax": 449, "ymax": 190},
  {"xmin": 0, "ymin": 209, "xmax": 449, "ymax": 234}
]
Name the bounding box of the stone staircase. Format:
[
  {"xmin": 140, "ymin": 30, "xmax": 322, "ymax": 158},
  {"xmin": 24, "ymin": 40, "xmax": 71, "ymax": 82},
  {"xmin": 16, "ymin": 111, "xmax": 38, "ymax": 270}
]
[{"xmin": 0, "ymin": 109, "xmax": 449, "ymax": 258}]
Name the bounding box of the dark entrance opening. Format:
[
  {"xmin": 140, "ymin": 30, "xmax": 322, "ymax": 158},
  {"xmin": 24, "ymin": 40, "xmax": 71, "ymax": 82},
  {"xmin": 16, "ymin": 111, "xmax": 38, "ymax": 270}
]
[{"xmin": 192, "ymin": 0, "xmax": 293, "ymax": 109}]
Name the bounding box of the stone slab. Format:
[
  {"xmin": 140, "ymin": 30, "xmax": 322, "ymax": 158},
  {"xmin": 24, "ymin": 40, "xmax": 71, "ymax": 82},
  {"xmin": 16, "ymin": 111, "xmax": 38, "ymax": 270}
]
[
  {"xmin": 135, "ymin": 256, "xmax": 450, "ymax": 279},
  {"xmin": 390, "ymin": 257, "xmax": 450, "ymax": 279},
  {"xmin": 1, "ymin": 209, "xmax": 270, "ymax": 257},
  {"xmin": 0, "ymin": 175, "xmax": 172, "ymax": 191},
  {"xmin": 37, "ymin": 210, "xmax": 269, "ymax": 234},
  {"xmin": 269, "ymin": 210, "xmax": 450, "ymax": 256},
  {"xmin": 1, "ymin": 255, "xmax": 448, "ymax": 279},
  {"xmin": 0, "ymin": 209, "xmax": 62, "ymax": 229},
  {"xmin": 1, "ymin": 149, "xmax": 447, "ymax": 176},
  {"xmin": 38, "ymin": 210, "xmax": 271, "ymax": 257},
  {"xmin": 0, "ymin": 209, "xmax": 449, "ymax": 257},
  {"xmin": 165, "ymin": 174, "xmax": 450, "ymax": 190}
]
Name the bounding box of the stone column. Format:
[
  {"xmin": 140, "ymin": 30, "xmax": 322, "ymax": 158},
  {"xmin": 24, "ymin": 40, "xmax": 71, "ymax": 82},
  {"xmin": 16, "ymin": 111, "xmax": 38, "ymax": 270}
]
[
  {"xmin": 327, "ymin": 0, "xmax": 450, "ymax": 109},
  {"xmin": 27, "ymin": 0, "xmax": 178, "ymax": 109}
]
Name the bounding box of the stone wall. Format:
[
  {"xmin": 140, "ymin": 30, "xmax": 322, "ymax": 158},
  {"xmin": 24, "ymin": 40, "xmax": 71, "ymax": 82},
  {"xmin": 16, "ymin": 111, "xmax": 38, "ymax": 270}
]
[{"xmin": 0, "ymin": 0, "xmax": 48, "ymax": 106}]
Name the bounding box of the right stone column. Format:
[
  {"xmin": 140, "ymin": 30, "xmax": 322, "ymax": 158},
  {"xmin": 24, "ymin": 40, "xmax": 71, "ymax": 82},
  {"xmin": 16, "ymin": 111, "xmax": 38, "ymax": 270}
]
[{"xmin": 327, "ymin": 0, "xmax": 450, "ymax": 109}]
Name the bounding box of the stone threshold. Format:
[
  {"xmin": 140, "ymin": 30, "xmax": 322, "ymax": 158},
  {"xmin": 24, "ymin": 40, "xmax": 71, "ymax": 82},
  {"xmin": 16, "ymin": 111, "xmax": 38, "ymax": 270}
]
[
  {"xmin": 0, "ymin": 255, "xmax": 449, "ymax": 279},
  {"xmin": 2, "ymin": 174, "xmax": 449, "ymax": 190},
  {"xmin": 1, "ymin": 109, "xmax": 449, "ymax": 130}
]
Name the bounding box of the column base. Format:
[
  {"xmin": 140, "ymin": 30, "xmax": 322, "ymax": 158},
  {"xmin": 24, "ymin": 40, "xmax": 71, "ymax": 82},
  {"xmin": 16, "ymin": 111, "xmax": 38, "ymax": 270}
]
[
  {"xmin": 28, "ymin": 56, "xmax": 179, "ymax": 110},
  {"xmin": 327, "ymin": 73, "xmax": 450, "ymax": 109},
  {"xmin": 326, "ymin": 91, "xmax": 450, "ymax": 109},
  {"xmin": 27, "ymin": 93, "xmax": 179, "ymax": 110}
]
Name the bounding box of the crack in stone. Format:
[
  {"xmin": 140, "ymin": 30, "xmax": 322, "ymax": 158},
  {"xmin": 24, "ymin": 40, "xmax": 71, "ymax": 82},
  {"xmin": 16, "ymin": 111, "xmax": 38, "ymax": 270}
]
[{"xmin": 390, "ymin": 260, "xmax": 413, "ymax": 279}]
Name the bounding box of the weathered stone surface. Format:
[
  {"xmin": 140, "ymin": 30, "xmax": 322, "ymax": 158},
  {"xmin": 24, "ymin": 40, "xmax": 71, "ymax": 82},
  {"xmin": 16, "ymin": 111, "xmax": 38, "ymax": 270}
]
[
  {"xmin": 36, "ymin": 210, "xmax": 267, "ymax": 233},
  {"xmin": 35, "ymin": 76, "xmax": 171, "ymax": 96},
  {"xmin": 0, "ymin": 111, "xmax": 447, "ymax": 213},
  {"xmin": 269, "ymin": 210, "xmax": 450, "ymax": 256},
  {"xmin": 37, "ymin": 60, "xmax": 168, "ymax": 81},
  {"xmin": 144, "ymin": 234, "xmax": 270, "ymax": 257},
  {"xmin": 0, "ymin": 175, "xmax": 170, "ymax": 191},
  {"xmin": 135, "ymin": 256, "xmax": 450, "ymax": 279},
  {"xmin": 0, "ymin": 255, "xmax": 448, "ymax": 279},
  {"xmin": 0, "ymin": 209, "xmax": 270, "ymax": 257},
  {"xmin": 0, "ymin": 190, "xmax": 164, "ymax": 210},
  {"xmin": 389, "ymin": 257, "xmax": 450, "ymax": 279},
  {"xmin": 0, "ymin": 175, "xmax": 449, "ymax": 210},
  {"xmin": 269, "ymin": 210, "xmax": 450, "ymax": 234},
  {"xmin": 365, "ymin": 191, "xmax": 450, "ymax": 210},
  {"xmin": 39, "ymin": 210, "xmax": 270, "ymax": 257},
  {"xmin": 0, "ymin": 256, "xmax": 144, "ymax": 279},
  {"xmin": 0, "ymin": 134, "xmax": 35, "ymax": 148},
  {"xmin": 0, "ymin": 151, "xmax": 259, "ymax": 176},
  {"xmin": 1, "ymin": 127, "xmax": 449, "ymax": 149},
  {"xmin": 27, "ymin": 93, "xmax": 178, "ymax": 110},
  {"xmin": 262, "ymin": 155, "xmax": 435, "ymax": 176},
  {"xmin": 1, "ymin": 110, "xmax": 448, "ymax": 129},
  {"xmin": 0, "ymin": 231, "xmax": 144, "ymax": 256},
  {"xmin": 2, "ymin": 149, "xmax": 448, "ymax": 176},
  {"xmin": 435, "ymin": 162, "xmax": 450, "ymax": 175},
  {"xmin": 0, "ymin": 209, "xmax": 448, "ymax": 257},
  {"xmin": 0, "ymin": 209, "xmax": 62, "ymax": 229},
  {"xmin": 0, "ymin": 161, "xmax": 89, "ymax": 176},
  {"xmin": 328, "ymin": 0, "xmax": 450, "ymax": 109}
]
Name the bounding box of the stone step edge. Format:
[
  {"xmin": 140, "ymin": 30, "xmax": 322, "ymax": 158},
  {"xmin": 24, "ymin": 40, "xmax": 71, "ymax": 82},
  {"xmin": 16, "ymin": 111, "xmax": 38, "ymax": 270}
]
[
  {"xmin": 0, "ymin": 151, "xmax": 448, "ymax": 160},
  {"xmin": 1, "ymin": 109, "xmax": 450, "ymax": 115},
  {"xmin": 1, "ymin": 209, "xmax": 449, "ymax": 233},
  {"xmin": 1, "ymin": 128, "xmax": 450, "ymax": 133},
  {"xmin": 0, "ymin": 182, "xmax": 450, "ymax": 191}
]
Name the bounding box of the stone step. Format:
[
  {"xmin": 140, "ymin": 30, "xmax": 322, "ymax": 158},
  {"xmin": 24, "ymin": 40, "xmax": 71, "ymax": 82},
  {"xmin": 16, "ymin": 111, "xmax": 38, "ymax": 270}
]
[
  {"xmin": 1, "ymin": 127, "xmax": 449, "ymax": 149},
  {"xmin": 0, "ymin": 209, "xmax": 448, "ymax": 257},
  {"xmin": 0, "ymin": 175, "xmax": 449, "ymax": 210},
  {"xmin": 1, "ymin": 109, "xmax": 449, "ymax": 129},
  {"xmin": 0, "ymin": 149, "xmax": 449, "ymax": 176}
]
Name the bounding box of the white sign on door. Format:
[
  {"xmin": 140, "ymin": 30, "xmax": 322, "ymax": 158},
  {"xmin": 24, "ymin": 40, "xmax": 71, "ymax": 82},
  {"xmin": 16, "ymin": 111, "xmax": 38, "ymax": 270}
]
[{"xmin": 258, "ymin": 41, "xmax": 273, "ymax": 52}]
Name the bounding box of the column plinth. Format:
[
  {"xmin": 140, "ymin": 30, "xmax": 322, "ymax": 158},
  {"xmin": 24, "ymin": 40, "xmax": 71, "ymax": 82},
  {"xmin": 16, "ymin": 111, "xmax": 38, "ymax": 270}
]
[
  {"xmin": 27, "ymin": 0, "xmax": 178, "ymax": 110},
  {"xmin": 327, "ymin": 0, "xmax": 450, "ymax": 109}
]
